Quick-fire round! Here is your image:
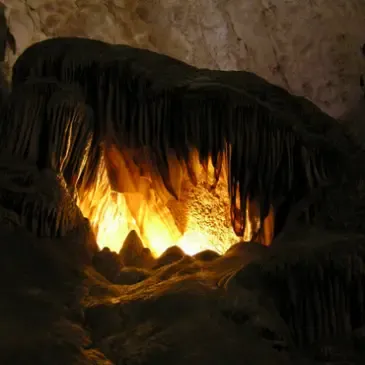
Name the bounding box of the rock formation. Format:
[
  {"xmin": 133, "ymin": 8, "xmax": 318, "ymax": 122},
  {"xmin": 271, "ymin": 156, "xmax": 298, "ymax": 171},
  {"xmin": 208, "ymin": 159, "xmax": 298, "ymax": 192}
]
[
  {"xmin": 1, "ymin": 3, "xmax": 365, "ymax": 365},
  {"xmin": 3, "ymin": 0, "xmax": 365, "ymax": 117}
]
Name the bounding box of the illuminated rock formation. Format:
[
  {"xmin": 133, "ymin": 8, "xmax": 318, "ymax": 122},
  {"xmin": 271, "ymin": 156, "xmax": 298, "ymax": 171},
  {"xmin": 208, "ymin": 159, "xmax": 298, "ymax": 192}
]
[{"xmin": 1, "ymin": 4, "xmax": 365, "ymax": 365}]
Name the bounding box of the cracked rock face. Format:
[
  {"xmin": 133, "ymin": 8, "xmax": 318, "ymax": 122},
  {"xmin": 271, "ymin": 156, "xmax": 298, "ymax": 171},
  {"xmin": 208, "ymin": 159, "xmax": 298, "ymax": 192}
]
[{"xmin": 3, "ymin": 0, "xmax": 365, "ymax": 118}]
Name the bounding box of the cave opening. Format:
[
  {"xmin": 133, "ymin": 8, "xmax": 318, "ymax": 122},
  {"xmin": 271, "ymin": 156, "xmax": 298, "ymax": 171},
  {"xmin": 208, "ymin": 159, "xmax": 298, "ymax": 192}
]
[
  {"xmin": 8, "ymin": 36, "xmax": 349, "ymax": 262},
  {"xmin": 1, "ymin": 27, "xmax": 365, "ymax": 364},
  {"xmin": 77, "ymin": 143, "xmax": 275, "ymax": 257}
]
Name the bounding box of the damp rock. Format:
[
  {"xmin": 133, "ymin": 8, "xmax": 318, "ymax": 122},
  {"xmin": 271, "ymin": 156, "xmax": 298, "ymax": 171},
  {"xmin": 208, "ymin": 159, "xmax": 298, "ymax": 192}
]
[
  {"xmin": 93, "ymin": 247, "xmax": 122, "ymax": 282},
  {"xmin": 153, "ymin": 245, "xmax": 185, "ymax": 269},
  {"xmin": 210, "ymin": 241, "xmax": 269, "ymax": 270},
  {"xmin": 156, "ymin": 255, "xmax": 198, "ymax": 280},
  {"xmin": 115, "ymin": 267, "xmax": 150, "ymax": 285},
  {"xmin": 0, "ymin": 160, "xmax": 90, "ymax": 247},
  {"xmin": 176, "ymin": 262, "xmax": 202, "ymax": 277},
  {"xmin": 85, "ymin": 302, "xmax": 124, "ymax": 342},
  {"xmin": 61, "ymin": 217, "xmax": 98, "ymax": 265},
  {"xmin": 352, "ymin": 326, "xmax": 365, "ymax": 353},
  {"xmin": 119, "ymin": 230, "xmax": 155, "ymax": 268},
  {"xmin": 194, "ymin": 249, "xmax": 220, "ymax": 262},
  {"xmin": 225, "ymin": 241, "xmax": 268, "ymax": 262},
  {"xmin": 230, "ymin": 235, "xmax": 365, "ymax": 348}
]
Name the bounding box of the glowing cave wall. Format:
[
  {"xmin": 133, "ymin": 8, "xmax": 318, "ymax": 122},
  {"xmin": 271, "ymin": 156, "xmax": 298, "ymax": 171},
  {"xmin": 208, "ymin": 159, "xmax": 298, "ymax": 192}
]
[{"xmin": 3, "ymin": 0, "xmax": 365, "ymax": 119}]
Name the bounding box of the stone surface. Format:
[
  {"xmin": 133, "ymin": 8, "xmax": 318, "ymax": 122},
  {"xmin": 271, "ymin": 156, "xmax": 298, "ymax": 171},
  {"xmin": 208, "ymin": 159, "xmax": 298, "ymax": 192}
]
[
  {"xmin": 3, "ymin": 209, "xmax": 365, "ymax": 364},
  {"xmin": 3, "ymin": 0, "xmax": 365, "ymax": 118},
  {"xmin": 1, "ymin": 124, "xmax": 365, "ymax": 363}
]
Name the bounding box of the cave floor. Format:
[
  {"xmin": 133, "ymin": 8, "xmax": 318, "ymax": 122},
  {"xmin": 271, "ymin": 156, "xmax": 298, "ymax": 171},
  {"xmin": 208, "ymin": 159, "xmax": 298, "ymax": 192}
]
[{"xmin": 1, "ymin": 217, "xmax": 365, "ymax": 365}]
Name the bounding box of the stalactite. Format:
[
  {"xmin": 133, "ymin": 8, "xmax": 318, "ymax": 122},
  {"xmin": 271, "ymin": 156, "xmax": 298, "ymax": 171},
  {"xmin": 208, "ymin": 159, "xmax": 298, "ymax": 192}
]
[
  {"xmin": 0, "ymin": 159, "xmax": 85, "ymax": 237},
  {"xmin": 0, "ymin": 78, "xmax": 94, "ymax": 191},
  {"xmin": 0, "ymin": 79, "xmax": 95, "ymax": 238},
  {"xmin": 229, "ymin": 237, "xmax": 365, "ymax": 347},
  {"xmin": 11, "ymin": 37, "xmax": 361, "ymax": 241}
]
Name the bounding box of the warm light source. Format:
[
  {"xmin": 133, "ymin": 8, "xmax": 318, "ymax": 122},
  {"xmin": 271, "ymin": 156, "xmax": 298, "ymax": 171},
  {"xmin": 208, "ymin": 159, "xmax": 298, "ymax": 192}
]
[
  {"xmin": 95, "ymin": 194, "xmax": 135, "ymax": 252},
  {"xmin": 77, "ymin": 166, "xmax": 234, "ymax": 256},
  {"xmin": 176, "ymin": 231, "xmax": 212, "ymax": 256},
  {"xmin": 79, "ymin": 181, "xmax": 231, "ymax": 256},
  {"xmin": 77, "ymin": 147, "xmax": 274, "ymax": 258}
]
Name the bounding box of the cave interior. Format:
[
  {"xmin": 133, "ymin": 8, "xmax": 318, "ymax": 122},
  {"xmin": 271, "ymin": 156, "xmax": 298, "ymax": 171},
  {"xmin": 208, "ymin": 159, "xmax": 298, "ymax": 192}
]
[{"xmin": 1, "ymin": 10, "xmax": 365, "ymax": 365}]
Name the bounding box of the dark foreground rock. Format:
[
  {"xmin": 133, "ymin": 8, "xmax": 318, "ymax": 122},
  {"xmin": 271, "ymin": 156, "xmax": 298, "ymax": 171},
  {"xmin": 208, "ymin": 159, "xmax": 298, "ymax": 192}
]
[
  {"xmin": 2, "ymin": 215, "xmax": 365, "ymax": 364},
  {"xmin": 0, "ymin": 162, "xmax": 365, "ymax": 364}
]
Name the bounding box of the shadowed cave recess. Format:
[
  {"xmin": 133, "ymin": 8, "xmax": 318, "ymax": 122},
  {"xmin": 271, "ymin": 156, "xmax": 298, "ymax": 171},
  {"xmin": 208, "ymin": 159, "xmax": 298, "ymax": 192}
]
[{"xmin": 1, "ymin": 13, "xmax": 365, "ymax": 365}]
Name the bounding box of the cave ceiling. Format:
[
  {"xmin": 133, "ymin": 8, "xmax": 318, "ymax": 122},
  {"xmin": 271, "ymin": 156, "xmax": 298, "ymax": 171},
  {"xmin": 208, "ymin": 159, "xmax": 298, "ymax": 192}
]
[{"xmin": 2, "ymin": 0, "xmax": 365, "ymax": 118}]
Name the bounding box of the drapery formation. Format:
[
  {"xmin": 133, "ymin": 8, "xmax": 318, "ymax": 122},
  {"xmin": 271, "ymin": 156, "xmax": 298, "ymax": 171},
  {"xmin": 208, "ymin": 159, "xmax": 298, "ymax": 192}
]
[
  {"xmin": 0, "ymin": 79, "xmax": 94, "ymax": 188},
  {"xmin": 0, "ymin": 79, "xmax": 95, "ymax": 238},
  {"xmin": 10, "ymin": 37, "xmax": 360, "ymax": 240}
]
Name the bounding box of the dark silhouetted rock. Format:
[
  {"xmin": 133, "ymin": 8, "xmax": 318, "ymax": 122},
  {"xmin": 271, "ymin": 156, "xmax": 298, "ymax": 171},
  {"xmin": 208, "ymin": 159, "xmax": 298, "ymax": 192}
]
[
  {"xmin": 229, "ymin": 234, "xmax": 365, "ymax": 349},
  {"xmin": 194, "ymin": 249, "xmax": 220, "ymax": 262},
  {"xmin": 226, "ymin": 241, "xmax": 267, "ymax": 255},
  {"xmin": 85, "ymin": 302, "xmax": 125, "ymax": 343},
  {"xmin": 93, "ymin": 247, "xmax": 123, "ymax": 282},
  {"xmin": 119, "ymin": 230, "xmax": 155, "ymax": 268},
  {"xmin": 0, "ymin": 159, "xmax": 98, "ymax": 264},
  {"xmin": 115, "ymin": 267, "xmax": 150, "ymax": 285},
  {"xmin": 153, "ymin": 245, "xmax": 185, "ymax": 269},
  {"xmin": 155, "ymin": 255, "xmax": 198, "ymax": 281}
]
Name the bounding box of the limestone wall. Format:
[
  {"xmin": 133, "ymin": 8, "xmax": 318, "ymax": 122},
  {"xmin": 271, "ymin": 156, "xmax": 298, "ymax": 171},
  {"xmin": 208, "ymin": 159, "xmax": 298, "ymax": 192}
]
[{"xmin": 3, "ymin": 0, "xmax": 365, "ymax": 117}]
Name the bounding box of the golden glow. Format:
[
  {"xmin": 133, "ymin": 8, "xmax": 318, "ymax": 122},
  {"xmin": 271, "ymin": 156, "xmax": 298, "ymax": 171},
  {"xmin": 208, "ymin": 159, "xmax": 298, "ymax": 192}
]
[
  {"xmin": 94, "ymin": 194, "xmax": 134, "ymax": 252},
  {"xmin": 78, "ymin": 177, "xmax": 231, "ymax": 256},
  {"xmin": 77, "ymin": 165, "xmax": 134, "ymax": 253},
  {"xmin": 77, "ymin": 146, "xmax": 274, "ymax": 257},
  {"xmin": 176, "ymin": 231, "xmax": 212, "ymax": 256}
]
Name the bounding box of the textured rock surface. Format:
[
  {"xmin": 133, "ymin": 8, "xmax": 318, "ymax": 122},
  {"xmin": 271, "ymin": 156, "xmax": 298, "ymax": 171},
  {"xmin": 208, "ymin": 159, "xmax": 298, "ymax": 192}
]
[
  {"xmin": 3, "ymin": 210, "xmax": 365, "ymax": 364},
  {"xmin": 3, "ymin": 0, "xmax": 365, "ymax": 118}
]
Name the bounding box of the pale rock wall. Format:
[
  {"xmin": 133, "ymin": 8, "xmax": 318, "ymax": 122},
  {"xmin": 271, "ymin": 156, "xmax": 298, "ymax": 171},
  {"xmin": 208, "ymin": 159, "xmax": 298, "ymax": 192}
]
[{"xmin": 3, "ymin": 0, "xmax": 365, "ymax": 117}]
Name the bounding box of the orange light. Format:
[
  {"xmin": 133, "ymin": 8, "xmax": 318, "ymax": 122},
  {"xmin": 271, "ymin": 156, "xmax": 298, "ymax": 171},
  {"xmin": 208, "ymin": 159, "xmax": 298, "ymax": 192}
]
[{"xmin": 77, "ymin": 147, "xmax": 274, "ymax": 257}]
